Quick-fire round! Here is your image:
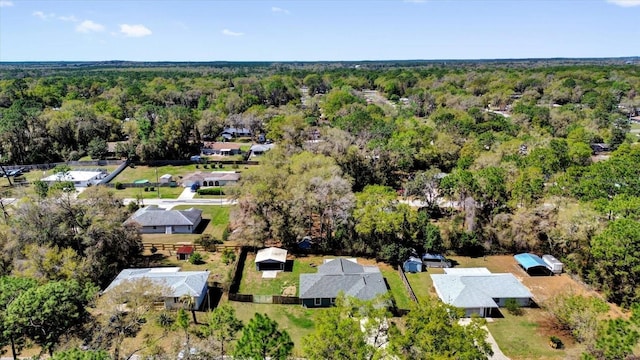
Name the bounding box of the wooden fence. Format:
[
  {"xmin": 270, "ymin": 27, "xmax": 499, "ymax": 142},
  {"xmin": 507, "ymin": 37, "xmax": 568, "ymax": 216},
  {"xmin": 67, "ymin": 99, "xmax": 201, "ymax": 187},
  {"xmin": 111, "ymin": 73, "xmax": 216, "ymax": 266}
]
[
  {"xmin": 228, "ymin": 293, "xmax": 301, "ymax": 305},
  {"xmin": 397, "ymin": 265, "xmax": 418, "ymax": 303},
  {"xmin": 142, "ymin": 242, "xmax": 241, "ymax": 252}
]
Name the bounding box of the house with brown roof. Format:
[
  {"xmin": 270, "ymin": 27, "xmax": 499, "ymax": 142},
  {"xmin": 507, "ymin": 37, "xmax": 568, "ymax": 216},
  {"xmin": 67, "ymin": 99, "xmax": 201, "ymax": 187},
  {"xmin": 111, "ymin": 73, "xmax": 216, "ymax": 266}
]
[{"xmin": 201, "ymin": 142, "xmax": 242, "ymax": 156}]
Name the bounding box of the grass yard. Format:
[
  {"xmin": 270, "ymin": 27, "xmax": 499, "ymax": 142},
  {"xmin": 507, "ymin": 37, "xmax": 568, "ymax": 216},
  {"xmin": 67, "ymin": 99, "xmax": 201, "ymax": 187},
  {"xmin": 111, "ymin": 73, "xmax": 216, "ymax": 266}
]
[
  {"xmin": 404, "ymin": 268, "xmax": 444, "ymax": 299},
  {"xmin": 379, "ymin": 267, "xmax": 413, "ymax": 310},
  {"xmin": 114, "ymin": 164, "xmax": 239, "ymax": 184},
  {"xmin": 224, "ymin": 300, "xmax": 321, "ymax": 357},
  {"xmin": 487, "ymin": 309, "xmax": 582, "ymax": 359},
  {"xmin": 111, "ymin": 186, "xmax": 185, "ymax": 199},
  {"xmin": 238, "ymin": 254, "xmax": 324, "ymax": 295}
]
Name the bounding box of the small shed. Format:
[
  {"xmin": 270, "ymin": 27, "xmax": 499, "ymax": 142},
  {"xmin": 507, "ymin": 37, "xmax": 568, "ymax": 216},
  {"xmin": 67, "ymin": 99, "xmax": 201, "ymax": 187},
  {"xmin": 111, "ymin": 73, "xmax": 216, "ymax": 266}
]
[
  {"xmin": 403, "ymin": 257, "xmax": 423, "ymax": 273},
  {"xmin": 297, "ymin": 236, "xmax": 314, "ymax": 251},
  {"xmin": 422, "ymin": 253, "xmax": 452, "ymax": 268},
  {"xmin": 542, "ymin": 254, "xmax": 563, "ymax": 274},
  {"xmin": 514, "ymin": 253, "xmax": 552, "ymax": 276},
  {"xmin": 255, "ymin": 247, "xmax": 287, "ymax": 271},
  {"xmin": 177, "ymin": 245, "xmax": 194, "ymax": 261},
  {"xmin": 159, "ymin": 174, "xmax": 173, "ymax": 184}
]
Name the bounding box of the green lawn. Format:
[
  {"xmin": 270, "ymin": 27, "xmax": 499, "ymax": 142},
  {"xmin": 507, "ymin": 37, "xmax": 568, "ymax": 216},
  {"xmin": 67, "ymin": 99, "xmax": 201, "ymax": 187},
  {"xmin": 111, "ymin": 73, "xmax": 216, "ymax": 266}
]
[
  {"xmin": 224, "ymin": 301, "xmax": 321, "ymax": 357},
  {"xmin": 405, "ymin": 269, "xmax": 443, "ymax": 300},
  {"xmin": 112, "ymin": 186, "xmax": 185, "ymax": 199},
  {"xmin": 114, "ymin": 164, "xmax": 239, "ymax": 184},
  {"xmin": 173, "ymin": 205, "xmax": 231, "ymax": 239},
  {"xmin": 380, "ymin": 269, "xmax": 413, "ymax": 310},
  {"xmin": 238, "ymin": 254, "xmax": 323, "ymax": 295},
  {"xmin": 487, "ymin": 309, "xmax": 581, "ymax": 359}
]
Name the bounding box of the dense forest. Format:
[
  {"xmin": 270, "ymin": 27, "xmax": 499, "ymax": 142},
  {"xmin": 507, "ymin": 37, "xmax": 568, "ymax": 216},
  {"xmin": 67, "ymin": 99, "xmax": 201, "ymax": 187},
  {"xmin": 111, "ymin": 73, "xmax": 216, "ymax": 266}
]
[{"xmin": 1, "ymin": 60, "xmax": 640, "ymax": 358}]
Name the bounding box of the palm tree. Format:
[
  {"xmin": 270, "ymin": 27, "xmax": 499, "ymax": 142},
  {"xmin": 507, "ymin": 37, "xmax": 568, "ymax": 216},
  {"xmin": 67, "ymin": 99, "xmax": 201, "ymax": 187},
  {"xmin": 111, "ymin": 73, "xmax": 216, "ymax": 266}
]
[{"xmin": 179, "ymin": 294, "xmax": 198, "ymax": 324}]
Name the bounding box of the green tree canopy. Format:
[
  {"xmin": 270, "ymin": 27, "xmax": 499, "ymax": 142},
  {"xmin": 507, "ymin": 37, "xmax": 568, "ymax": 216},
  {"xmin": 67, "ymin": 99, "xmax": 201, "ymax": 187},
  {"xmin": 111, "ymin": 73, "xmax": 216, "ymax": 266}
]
[{"xmin": 233, "ymin": 313, "xmax": 293, "ymax": 360}]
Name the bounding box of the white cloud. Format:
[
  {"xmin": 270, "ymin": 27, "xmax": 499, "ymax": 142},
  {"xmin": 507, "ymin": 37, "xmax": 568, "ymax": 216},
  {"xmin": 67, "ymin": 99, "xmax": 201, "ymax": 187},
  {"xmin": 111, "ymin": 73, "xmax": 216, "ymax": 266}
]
[
  {"xmin": 222, "ymin": 28, "xmax": 243, "ymax": 36},
  {"xmin": 33, "ymin": 11, "xmax": 56, "ymax": 20},
  {"xmin": 271, "ymin": 6, "xmax": 290, "ymax": 14},
  {"xmin": 607, "ymin": 0, "xmax": 640, "ymax": 6},
  {"xmin": 119, "ymin": 24, "xmax": 152, "ymax": 37},
  {"xmin": 58, "ymin": 15, "xmax": 78, "ymax": 22},
  {"xmin": 76, "ymin": 20, "xmax": 105, "ymax": 33},
  {"xmin": 0, "ymin": 1, "xmax": 14, "ymax": 7}
]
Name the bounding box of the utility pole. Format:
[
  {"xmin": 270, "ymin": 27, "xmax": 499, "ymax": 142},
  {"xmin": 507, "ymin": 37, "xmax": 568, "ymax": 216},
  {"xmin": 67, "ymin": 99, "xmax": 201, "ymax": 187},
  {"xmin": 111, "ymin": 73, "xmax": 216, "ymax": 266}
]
[{"xmin": 156, "ymin": 168, "xmax": 160, "ymax": 199}]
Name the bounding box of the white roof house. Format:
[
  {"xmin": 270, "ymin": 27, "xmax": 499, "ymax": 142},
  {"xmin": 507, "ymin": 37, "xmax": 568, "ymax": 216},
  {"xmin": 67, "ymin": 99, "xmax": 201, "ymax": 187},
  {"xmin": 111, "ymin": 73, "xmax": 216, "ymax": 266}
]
[
  {"xmin": 431, "ymin": 268, "xmax": 533, "ymax": 317},
  {"xmin": 255, "ymin": 247, "xmax": 288, "ymax": 271},
  {"xmin": 41, "ymin": 170, "xmax": 105, "ymax": 187},
  {"xmin": 104, "ymin": 267, "xmax": 210, "ymax": 309}
]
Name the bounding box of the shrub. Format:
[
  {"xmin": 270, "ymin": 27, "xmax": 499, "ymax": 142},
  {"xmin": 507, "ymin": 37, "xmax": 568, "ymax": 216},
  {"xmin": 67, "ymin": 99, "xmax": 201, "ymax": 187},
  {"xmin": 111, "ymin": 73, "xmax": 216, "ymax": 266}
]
[
  {"xmin": 127, "ymin": 201, "xmax": 139, "ymax": 213},
  {"xmin": 195, "ymin": 234, "xmax": 223, "ymax": 251},
  {"xmin": 549, "ymin": 336, "xmax": 563, "ymax": 349},
  {"xmin": 144, "ymin": 187, "xmax": 149, "ymax": 192},
  {"xmin": 222, "ymin": 226, "xmax": 231, "ymax": 241},
  {"xmin": 222, "ymin": 248, "xmax": 236, "ymax": 265},
  {"xmin": 197, "ymin": 187, "xmax": 224, "ymax": 196},
  {"xmin": 114, "ymin": 182, "xmax": 124, "ymax": 190},
  {"xmin": 505, "ymin": 298, "xmax": 523, "ymax": 316},
  {"xmin": 189, "ymin": 252, "xmax": 204, "ymax": 265}
]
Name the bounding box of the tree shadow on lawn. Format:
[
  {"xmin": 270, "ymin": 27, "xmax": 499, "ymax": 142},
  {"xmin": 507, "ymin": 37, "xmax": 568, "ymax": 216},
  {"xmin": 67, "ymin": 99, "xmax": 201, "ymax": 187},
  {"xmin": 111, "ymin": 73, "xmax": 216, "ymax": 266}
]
[{"xmin": 141, "ymin": 252, "xmax": 168, "ymax": 267}]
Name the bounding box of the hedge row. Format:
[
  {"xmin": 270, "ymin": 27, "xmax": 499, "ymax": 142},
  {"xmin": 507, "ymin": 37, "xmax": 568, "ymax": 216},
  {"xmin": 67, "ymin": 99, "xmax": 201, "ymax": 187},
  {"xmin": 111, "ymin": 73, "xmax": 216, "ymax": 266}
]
[{"xmin": 197, "ymin": 187, "xmax": 224, "ymax": 195}]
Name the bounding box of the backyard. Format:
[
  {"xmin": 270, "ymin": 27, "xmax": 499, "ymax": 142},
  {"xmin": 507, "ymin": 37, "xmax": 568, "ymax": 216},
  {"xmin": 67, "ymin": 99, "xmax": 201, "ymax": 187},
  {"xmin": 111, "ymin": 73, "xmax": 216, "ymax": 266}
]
[
  {"xmin": 403, "ymin": 255, "xmax": 616, "ymax": 359},
  {"xmin": 140, "ymin": 205, "xmax": 232, "ymax": 243},
  {"xmin": 113, "ymin": 164, "xmax": 242, "ymax": 184}
]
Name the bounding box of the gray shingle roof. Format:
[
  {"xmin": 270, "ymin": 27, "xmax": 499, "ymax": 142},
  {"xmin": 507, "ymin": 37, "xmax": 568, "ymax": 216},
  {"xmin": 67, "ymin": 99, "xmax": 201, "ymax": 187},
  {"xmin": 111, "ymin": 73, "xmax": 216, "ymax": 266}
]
[
  {"xmin": 104, "ymin": 267, "xmax": 209, "ymax": 298},
  {"xmin": 300, "ymin": 259, "xmax": 388, "ymax": 300},
  {"xmin": 125, "ymin": 205, "xmax": 202, "ymax": 227},
  {"xmin": 431, "ymin": 273, "xmax": 532, "ymax": 308}
]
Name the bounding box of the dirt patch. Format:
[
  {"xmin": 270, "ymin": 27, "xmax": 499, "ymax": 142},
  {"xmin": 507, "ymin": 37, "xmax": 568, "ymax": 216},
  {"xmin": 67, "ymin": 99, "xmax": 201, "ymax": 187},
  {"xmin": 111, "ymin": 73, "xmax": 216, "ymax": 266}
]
[{"xmin": 282, "ymin": 285, "xmax": 296, "ymax": 296}]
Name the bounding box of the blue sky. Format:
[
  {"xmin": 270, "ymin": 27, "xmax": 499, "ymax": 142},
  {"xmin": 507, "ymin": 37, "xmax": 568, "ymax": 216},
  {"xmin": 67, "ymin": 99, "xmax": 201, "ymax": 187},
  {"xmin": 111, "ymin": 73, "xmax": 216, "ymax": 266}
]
[{"xmin": 0, "ymin": 0, "xmax": 639, "ymax": 61}]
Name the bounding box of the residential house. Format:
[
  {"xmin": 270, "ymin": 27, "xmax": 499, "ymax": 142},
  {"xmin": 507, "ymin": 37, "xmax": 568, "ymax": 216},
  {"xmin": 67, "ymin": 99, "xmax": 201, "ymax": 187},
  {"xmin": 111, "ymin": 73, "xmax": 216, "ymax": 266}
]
[
  {"xmin": 181, "ymin": 171, "xmax": 240, "ymax": 188},
  {"xmin": 249, "ymin": 143, "xmax": 275, "ymax": 159},
  {"xmin": 221, "ymin": 127, "xmax": 252, "ymax": 140},
  {"xmin": 255, "ymin": 247, "xmax": 288, "ymax": 271},
  {"xmin": 103, "ymin": 267, "xmax": 210, "ymax": 310},
  {"xmin": 201, "ymin": 142, "xmax": 242, "ymax": 156},
  {"xmin": 431, "ymin": 267, "xmax": 533, "ymax": 317},
  {"xmin": 299, "ymin": 258, "xmax": 388, "ymax": 308},
  {"xmin": 124, "ymin": 205, "xmax": 202, "ymax": 234},
  {"xmin": 41, "ymin": 170, "xmax": 107, "ymax": 187}
]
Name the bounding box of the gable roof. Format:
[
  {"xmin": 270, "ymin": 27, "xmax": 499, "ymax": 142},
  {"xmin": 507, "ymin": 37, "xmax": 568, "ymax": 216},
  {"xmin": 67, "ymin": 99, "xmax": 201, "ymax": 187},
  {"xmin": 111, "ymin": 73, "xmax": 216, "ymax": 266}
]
[
  {"xmin": 125, "ymin": 205, "xmax": 202, "ymax": 227},
  {"xmin": 255, "ymin": 247, "xmax": 287, "ymax": 263},
  {"xmin": 104, "ymin": 267, "xmax": 209, "ymax": 298},
  {"xmin": 514, "ymin": 253, "xmax": 548, "ymax": 271},
  {"xmin": 177, "ymin": 246, "xmax": 194, "ymax": 255},
  {"xmin": 300, "ymin": 258, "xmax": 388, "ymax": 300},
  {"xmin": 319, "ymin": 258, "xmax": 365, "ymax": 274},
  {"xmin": 203, "ymin": 142, "xmax": 242, "ymax": 151},
  {"xmin": 431, "ymin": 273, "xmax": 532, "ymax": 309}
]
